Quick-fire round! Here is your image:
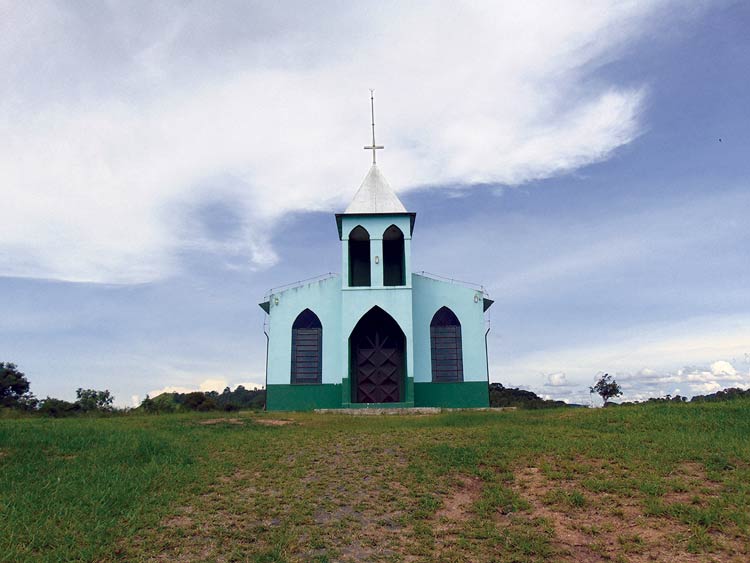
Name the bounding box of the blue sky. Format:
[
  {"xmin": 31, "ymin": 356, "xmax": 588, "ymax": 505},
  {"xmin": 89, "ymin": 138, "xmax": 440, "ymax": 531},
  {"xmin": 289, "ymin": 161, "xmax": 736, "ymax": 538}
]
[{"xmin": 1, "ymin": 1, "xmax": 748, "ymax": 406}]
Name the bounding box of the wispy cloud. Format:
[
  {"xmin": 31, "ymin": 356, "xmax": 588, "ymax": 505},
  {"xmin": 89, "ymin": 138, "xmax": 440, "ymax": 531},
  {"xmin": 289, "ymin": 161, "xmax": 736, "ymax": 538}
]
[
  {"xmin": 496, "ymin": 314, "xmax": 750, "ymax": 402},
  {"xmin": 1, "ymin": 2, "xmax": 676, "ymax": 283}
]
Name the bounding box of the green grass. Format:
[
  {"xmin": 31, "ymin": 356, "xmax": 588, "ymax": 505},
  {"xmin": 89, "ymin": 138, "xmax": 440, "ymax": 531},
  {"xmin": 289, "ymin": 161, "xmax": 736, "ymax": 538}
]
[{"xmin": 1, "ymin": 400, "xmax": 749, "ymax": 562}]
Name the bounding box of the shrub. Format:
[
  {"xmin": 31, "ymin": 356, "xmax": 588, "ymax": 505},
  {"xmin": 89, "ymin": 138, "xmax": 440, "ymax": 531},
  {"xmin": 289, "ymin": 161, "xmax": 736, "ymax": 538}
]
[
  {"xmin": 182, "ymin": 392, "xmax": 217, "ymax": 411},
  {"xmin": 38, "ymin": 397, "xmax": 80, "ymax": 417}
]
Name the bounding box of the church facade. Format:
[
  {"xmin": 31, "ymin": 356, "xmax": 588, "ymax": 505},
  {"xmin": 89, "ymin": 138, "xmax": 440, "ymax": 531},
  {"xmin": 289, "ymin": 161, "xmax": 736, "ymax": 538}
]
[{"xmin": 259, "ymin": 162, "xmax": 494, "ymax": 411}]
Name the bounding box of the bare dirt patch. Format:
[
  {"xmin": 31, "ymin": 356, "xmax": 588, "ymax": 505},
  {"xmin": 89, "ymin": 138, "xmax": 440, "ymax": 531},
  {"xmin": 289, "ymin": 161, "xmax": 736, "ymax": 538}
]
[
  {"xmin": 153, "ymin": 539, "xmax": 217, "ymax": 563},
  {"xmin": 198, "ymin": 418, "xmax": 244, "ymax": 425},
  {"xmin": 435, "ymin": 475, "xmax": 482, "ymax": 524},
  {"xmin": 217, "ymin": 468, "xmax": 260, "ymax": 484},
  {"xmin": 511, "ymin": 464, "xmax": 726, "ymax": 563},
  {"xmin": 254, "ymin": 418, "xmax": 294, "ymax": 426},
  {"xmin": 162, "ymin": 513, "xmax": 194, "ymax": 529},
  {"xmin": 672, "ymin": 461, "xmax": 708, "ymax": 478},
  {"xmin": 664, "ymin": 461, "xmax": 721, "ymax": 505},
  {"xmin": 131, "ymin": 433, "xmax": 422, "ymax": 562}
]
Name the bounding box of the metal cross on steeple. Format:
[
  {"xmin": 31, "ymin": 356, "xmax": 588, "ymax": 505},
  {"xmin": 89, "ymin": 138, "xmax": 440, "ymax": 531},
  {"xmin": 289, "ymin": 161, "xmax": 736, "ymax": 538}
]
[{"xmin": 364, "ymin": 89, "xmax": 384, "ymax": 165}]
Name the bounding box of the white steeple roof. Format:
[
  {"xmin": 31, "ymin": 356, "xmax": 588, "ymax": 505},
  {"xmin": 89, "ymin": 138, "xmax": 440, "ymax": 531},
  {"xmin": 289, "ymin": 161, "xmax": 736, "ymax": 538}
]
[{"xmin": 344, "ymin": 164, "xmax": 408, "ymax": 214}]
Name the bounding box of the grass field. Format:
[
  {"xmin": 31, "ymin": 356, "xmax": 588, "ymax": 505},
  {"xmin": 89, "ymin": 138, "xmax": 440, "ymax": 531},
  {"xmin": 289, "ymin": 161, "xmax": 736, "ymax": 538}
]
[{"xmin": 1, "ymin": 401, "xmax": 749, "ymax": 562}]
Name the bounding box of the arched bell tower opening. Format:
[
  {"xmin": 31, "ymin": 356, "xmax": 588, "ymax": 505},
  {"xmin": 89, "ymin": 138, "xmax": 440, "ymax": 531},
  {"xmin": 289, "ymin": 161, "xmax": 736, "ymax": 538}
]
[
  {"xmin": 349, "ymin": 306, "xmax": 405, "ymax": 403},
  {"xmin": 348, "ymin": 225, "xmax": 371, "ymax": 287},
  {"xmin": 383, "ymin": 225, "xmax": 405, "ymax": 286}
]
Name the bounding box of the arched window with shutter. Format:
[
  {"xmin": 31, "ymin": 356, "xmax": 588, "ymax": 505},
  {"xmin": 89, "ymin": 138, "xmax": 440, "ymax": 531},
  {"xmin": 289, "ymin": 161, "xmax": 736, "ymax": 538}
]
[
  {"xmin": 291, "ymin": 309, "xmax": 322, "ymax": 384},
  {"xmin": 430, "ymin": 307, "xmax": 463, "ymax": 382}
]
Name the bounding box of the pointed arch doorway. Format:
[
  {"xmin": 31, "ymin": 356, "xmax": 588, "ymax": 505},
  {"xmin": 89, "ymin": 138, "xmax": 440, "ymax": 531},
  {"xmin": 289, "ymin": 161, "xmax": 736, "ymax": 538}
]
[{"xmin": 350, "ymin": 307, "xmax": 405, "ymax": 403}]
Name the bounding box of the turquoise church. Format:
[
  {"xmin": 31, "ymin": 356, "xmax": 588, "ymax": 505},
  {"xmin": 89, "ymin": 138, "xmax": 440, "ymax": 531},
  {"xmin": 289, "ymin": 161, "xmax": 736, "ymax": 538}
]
[{"xmin": 259, "ymin": 115, "xmax": 493, "ymax": 411}]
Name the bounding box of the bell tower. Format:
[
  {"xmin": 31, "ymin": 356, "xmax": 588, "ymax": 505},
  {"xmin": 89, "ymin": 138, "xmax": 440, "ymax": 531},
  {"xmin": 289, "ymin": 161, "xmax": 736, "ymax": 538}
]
[
  {"xmin": 334, "ymin": 92, "xmax": 417, "ymax": 406},
  {"xmin": 335, "ymin": 91, "xmax": 415, "ymax": 289}
]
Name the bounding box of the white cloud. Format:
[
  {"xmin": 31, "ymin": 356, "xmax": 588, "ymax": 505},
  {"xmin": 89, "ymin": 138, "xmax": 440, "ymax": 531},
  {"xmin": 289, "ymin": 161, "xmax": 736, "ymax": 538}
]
[
  {"xmin": 711, "ymin": 360, "xmax": 737, "ymax": 377},
  {"xmin": 145, "ymin": 376, "xmax": 264, "ymax": 399},
  {"xmin": 493, "ymin": 315, "xmax": 750, "ymax": 402},
  {"xmin": 623, "ymin": 363, "xmax": 750, "ymax": 397},
  {"xmin": 545, "ymin": 372, "xmax": 569, "ymax": 387},
  {"xmin": 148, "ymin": 377, "xmax": 227, "ymax": 397},
  {"xmin": 599, "ymin": 363, "xmax": 749, "ymax": 402},
  {"xmin": 147, "ymin": 385, "xmax": 198, "ymax": 397},
  {"xmin": 198, "ymin": 378, "xmax": 229, "ymax": 393},
  {"xmin": 619, "ymin": 361, "xmax": 747, "ymax": 389},
  {"xmin": 0, "ymin": 2, "xmax": 676, "ymax": 283},
  {"xmin": 692, "ymin": 381, "xmax": 722, "ymax": 394}
]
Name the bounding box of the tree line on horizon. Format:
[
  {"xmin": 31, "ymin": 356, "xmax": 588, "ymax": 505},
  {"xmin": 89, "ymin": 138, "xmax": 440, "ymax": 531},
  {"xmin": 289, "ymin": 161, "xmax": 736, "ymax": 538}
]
[
  {"xmin": 140, "ymin": 386, "xmax": 265, "ymax": 413},
  {"xmin": 0, "ymin": 362, "xmax": 265, "ymax": 416},
  {"xmin": 2, "ymin": 361, "xmax": 749, "ymax": 416},
  {"xmin": 0, "ymin": 362, "xmax": 116, "ymax": 416}
]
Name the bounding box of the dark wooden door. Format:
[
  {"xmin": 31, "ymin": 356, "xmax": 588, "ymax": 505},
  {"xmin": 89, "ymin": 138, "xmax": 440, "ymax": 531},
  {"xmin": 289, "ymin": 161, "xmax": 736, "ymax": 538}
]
[{"xmin": 356, "ymin": 332, "xmax": 402, "ymax": 403}]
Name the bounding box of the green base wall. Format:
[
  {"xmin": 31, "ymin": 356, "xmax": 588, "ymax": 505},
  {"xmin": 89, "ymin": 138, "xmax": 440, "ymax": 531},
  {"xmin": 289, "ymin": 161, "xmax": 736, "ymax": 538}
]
[
  {"xmin": 414, "ymin": 381, "xmax": 489, "ymax": 408},
  {"xmin": 267, "ymin": 381, "xmax": 489, "ymax": 411},
  {"xmin": 266, "ymin": 384, "xmax": 341, "ymax": 411}
]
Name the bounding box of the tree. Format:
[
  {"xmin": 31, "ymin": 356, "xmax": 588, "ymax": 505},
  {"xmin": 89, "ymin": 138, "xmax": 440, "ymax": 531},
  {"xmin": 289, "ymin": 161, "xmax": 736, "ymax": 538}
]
[
  {"xmin": 0, "ymin": 362, "xmax": 35, "ymax": 409},
  {"xmin": 38, "ymin": 397, "xmax": 79, "ymax": 417},
  {"xmin": 140, "ymin": 394, "xmax": 157, "ymax": 413},
  {"xmin": 75, "ymin": 388, "xmax": 114, "ymax": 412},
  {"xmin": 182, "ymin": 391, "xmax": 217, "ymax": 411},
  {"xmin": 590, "ymin": 373, "xmax": 622, "ymax": 406}
]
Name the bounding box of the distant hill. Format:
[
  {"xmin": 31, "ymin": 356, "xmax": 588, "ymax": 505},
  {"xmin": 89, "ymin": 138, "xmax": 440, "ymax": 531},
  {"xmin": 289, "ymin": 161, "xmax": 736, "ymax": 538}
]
[
  {"xmin": 616, "ymin": 387, "xmax": 750, "ymax": 407},
  {"xmin": 690, "ymin": 387, "xmax": 750, "ymax": 403},
  {"xmin": 140, "ymin": 386, "xmax": 266, "ymax": 412},
  {"xmin": 488, "ymin": 383, "xmax": 581, "ymax": 409}
]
